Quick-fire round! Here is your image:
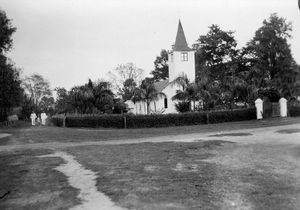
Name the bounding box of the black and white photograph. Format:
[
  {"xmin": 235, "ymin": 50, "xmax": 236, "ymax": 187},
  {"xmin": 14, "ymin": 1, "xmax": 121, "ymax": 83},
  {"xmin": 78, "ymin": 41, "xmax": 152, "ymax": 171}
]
[{"xmin": 0, "ymin": 0, "xmax": 300, "ymax": 209}]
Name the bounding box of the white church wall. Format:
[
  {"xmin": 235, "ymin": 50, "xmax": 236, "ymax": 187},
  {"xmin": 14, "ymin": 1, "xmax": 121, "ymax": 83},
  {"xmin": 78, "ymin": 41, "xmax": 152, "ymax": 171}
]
[
  {"xmin": 168, "ymin": 51, "xmax": 195, "ymax": 82},
  {"xmin": 162, "ymin": 84, "xmax": 178, "ymax": 114}
]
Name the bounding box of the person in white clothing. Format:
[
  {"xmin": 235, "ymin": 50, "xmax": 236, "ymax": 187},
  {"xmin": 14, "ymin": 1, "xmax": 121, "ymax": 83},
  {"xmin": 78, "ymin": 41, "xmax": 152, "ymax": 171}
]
[
  {"xmin": 30, "ymin": 111, "xmax": 37, "ymax": 126},
  {"xmin": 41, "ymin": 112, "xmax": 47, "ymax": 125}
]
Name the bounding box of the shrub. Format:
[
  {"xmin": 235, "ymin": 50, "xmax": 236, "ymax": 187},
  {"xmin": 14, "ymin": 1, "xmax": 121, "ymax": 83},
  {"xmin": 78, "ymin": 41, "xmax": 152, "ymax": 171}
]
[
  {"xmin": 175, "ymin": 101, "xmax": 191, "ymax": 113},
  {"xmin": 51, "ymin": 107, "xmax": 256, "ymax": 128}
]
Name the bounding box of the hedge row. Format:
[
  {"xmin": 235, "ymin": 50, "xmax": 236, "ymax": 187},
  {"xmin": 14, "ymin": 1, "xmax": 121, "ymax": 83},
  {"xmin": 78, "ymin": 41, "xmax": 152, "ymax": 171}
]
[
  {"xmin": 290, "ymin": 106, "xmax": 300, "ymax": 117},
  {"xmin": 51, "ymin": 108, "xmax": 256, "ymax": 129}
]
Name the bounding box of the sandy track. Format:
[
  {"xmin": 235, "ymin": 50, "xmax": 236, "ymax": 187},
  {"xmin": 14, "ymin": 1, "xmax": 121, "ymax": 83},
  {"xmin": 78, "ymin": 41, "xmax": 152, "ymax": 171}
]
[{"xmin": 0, "ymin": 123, "xmax": 300, "ymax": 153}]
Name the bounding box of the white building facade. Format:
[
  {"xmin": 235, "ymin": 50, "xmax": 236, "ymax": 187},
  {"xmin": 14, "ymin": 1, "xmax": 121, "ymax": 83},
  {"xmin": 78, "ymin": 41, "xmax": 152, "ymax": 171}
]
[{"xmin": 126, "ymin": 20, "xmax": 196, "ymax": 114}]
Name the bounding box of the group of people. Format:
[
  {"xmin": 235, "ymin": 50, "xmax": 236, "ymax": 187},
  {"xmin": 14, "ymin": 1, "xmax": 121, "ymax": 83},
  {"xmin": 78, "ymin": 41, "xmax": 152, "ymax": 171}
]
[{"xmin": 30, "ymin": 111, "xmax": 48, "ymax": 126}]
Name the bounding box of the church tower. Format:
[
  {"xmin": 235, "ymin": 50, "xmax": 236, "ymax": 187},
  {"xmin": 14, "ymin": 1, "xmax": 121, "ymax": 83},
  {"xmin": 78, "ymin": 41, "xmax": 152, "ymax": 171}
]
[{"xmin": 168, "ymin": 20, "xmax": 195, "ymax": 82}]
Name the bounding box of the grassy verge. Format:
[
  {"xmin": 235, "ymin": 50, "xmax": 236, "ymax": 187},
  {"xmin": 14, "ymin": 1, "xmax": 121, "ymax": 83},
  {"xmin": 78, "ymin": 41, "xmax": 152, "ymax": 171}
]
[
  {"xmin": 0, "ymin": 149, "xmax": 80, "ymax": 210},
  {"xmin": 65, "ymin": 141, "xmax": 300, "ymax": 210}
]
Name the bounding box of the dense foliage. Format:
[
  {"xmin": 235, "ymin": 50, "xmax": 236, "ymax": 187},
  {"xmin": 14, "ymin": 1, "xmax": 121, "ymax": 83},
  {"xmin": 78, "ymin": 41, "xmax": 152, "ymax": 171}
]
[
  {"xmin": 151, "ymin": 49, "xmax": 169, "ymax": 81},
  {"xmin": 55, "ymin": 79, "xmax": 126, "ymax": 114},
  {"xmin": 0, "ymin": 10, "xmax": 23, "ymax": 121},
  {"xmin": 289, "ymin": 106, "xmax": 300, "ymax": 117}
]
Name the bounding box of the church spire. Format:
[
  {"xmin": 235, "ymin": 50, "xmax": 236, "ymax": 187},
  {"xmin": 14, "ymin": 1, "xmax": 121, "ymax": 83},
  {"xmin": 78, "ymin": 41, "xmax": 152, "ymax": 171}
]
[{"xmin": 173, "ymin": 20, "xmax": 191, "ymax": 51}]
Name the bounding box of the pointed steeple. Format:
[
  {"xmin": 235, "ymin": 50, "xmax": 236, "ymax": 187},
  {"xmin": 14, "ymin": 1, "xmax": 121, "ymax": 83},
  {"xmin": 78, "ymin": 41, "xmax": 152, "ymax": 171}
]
[{"xmin": 173, "ymin": 20, "xmax": 192, "ymax": 51}]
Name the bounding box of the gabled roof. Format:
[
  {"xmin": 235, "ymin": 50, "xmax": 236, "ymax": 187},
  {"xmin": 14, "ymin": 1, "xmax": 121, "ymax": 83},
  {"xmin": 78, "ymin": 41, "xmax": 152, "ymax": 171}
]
[
  {"xmin": 173, "ymin": 20, "xmax": 192, "ymax": 51},
  {"xmin": 154, "ymin": 80, "xmax": 169, "ymax": 92}
]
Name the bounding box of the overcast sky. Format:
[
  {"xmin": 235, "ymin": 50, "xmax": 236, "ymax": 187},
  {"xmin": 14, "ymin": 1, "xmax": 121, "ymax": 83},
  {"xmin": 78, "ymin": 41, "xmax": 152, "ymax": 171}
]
[{"xmin": 1, "ymin": 0, "xmax": 299, "ymax": 90}]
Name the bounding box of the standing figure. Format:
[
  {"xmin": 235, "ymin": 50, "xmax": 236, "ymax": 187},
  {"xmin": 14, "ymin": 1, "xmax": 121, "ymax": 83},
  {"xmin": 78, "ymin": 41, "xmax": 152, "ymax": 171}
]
[
  {"xmin": 30, "ymin": 111, "xmax": 37, "ymax": 126},
  {"xmin": 41, "ymin": 112, "xmax": 47, "ymax": 125}
]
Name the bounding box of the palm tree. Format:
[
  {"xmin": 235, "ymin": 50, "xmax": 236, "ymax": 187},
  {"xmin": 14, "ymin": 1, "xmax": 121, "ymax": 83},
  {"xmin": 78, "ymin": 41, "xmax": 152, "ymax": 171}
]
[
  {"xmin": 171, "ymin": 74, "xmax": 201, "ymax": 111},
  {"xmin": 132, "ymin": 78, "xmax": 165, "ymax": 114}
]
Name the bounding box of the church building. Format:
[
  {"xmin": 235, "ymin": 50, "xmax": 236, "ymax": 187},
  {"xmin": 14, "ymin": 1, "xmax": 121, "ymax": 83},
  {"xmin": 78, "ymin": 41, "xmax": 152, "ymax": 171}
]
[{"xmin": 126, "ymin": 20, "xmax": 196, "ymax": 114}]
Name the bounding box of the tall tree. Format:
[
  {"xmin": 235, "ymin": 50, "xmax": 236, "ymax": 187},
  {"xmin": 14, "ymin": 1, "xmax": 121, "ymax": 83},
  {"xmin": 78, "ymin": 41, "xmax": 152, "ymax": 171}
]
[
  {"xmin": 246, "ymin": 13, "xmax": 297, "ymax": 98},
  {"xmin": 194, "ymin": 24, "xmax": 238, "ymax": 84},
  {"xmin": 92, "ymin": 81, "xmax": 115, "ymax": 113},
  {"xmin": 23, "ymin": 74, "xmax": 52, "ymax": 109},
  {"xmin": 107, "ymin": 62, "xmax": 144, "ymax": 96},
  {"xmin": 120, "ymin": 78, "xmax": 137, "ymax": 101},
  {"xmin": 150, "ymin": 49, "xmax": 169, "ymax": 81},
  {"xmin": 0, "ymin": 57, "xmax": 23, "ymax": 120},
  {"xmin": 193, "ymin": 25, "xmax": 239, "ymax": 109},
  {"xmin": 0, "ymin": 10, "xmax": 16, "ymax": 53},
  {"xmin": 0, "ymin": 10, "xmax": 22, "ymax": 121},
  {"xmin": 54, "ymin": 87, "xmax": 71, "ymax": 113}
]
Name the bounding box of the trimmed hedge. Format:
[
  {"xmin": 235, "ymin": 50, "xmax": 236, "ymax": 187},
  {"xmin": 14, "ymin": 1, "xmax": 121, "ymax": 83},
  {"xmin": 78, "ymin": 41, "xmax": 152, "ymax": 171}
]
[
  {"xmin": 126, "ymin": 112, "xmax": 208, "ymax": 128},
  {"xmin": 290, "ymin": 106, "xmax": 300, "ymax": 117},
  {"xmin": 207, "ymin": 108, "xmax": 256, "ymax": 124},
  {"xmin": 50, "ymin": 114, "xmax": 64, "ymax": 127},
  {"xmin": 66, "ymin": 115, "xmax": 124, "ymax": 128},
  {"xmin": 51, "ymin": 107, "xmax": 256, "ymax": 129}
]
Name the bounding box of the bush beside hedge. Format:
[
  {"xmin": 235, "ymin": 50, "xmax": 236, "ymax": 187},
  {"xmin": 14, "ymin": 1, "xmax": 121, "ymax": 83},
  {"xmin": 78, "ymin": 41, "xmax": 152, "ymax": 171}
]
[
  {"xmin": 51, "ymin": 108, "xmax": 256, "ymax": 129},
  {"xmin": 289, "ymin": 106, "xmax": 300, "ymax": 117}
]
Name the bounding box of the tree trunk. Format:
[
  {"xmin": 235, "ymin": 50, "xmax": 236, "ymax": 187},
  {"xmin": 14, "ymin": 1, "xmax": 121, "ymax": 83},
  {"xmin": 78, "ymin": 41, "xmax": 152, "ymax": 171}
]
[
  {"xmin": 193, "ymin": 100, "xmax": 196, "ymax": 112},
  {"xmin": 147, "ymin": 101, "xmax": 150, "ymax": 115}
]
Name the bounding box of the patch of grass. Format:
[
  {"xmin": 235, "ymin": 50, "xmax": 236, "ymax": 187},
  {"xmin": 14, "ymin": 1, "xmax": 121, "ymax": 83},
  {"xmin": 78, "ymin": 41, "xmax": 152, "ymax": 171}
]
[
  {"xmin": 276, "ymin": 128, "xmax": 300, "ymax": 134},
  {"xmin": 64, "ymin": 141, "xmax": 300, "ymax": 210},
  {"xmin": 0, "ymin": 149, "xmax": 80, "ymax": 210},
  {"xmin": 240, "ymin": 169, "xmax": 300, "ymax": 210},
  {"xmin": 65, "ymin": 141, "xmax": 235, "ymax": 209}
]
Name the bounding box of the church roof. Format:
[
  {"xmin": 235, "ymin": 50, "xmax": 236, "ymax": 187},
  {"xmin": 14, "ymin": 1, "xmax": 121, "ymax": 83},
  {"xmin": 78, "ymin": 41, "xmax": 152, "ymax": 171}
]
[
  {"xmin": 154, "ymin": 80, "xmax": 169, "ymax": 92},
  {"xmin": 173, "ymin": 20, "xmax": 192, "ymax": 51}
]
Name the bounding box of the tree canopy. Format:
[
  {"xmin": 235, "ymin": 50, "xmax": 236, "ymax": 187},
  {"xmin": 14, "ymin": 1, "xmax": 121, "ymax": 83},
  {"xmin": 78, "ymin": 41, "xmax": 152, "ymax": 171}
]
[
  {"xmin": 0, "ymin": 9, "xmax": 23, "ymax": 121},
  {"xmin": 0, "ymin": 10, "xmax": 16, "ymax": 53},
  {"xmin": 151, "ymin": 49, "xmax": 169, "ymax": 81},
  {"xmin": 55, "ymin": 79, "xmax": 126, "ymax": 114},
  {"xmin": 107, "ymin": 62, "xmax": 144, "ymax": 99},
  {"xmin": 246, "ymin": 13, "xmax": 297, "ymax": 98}
]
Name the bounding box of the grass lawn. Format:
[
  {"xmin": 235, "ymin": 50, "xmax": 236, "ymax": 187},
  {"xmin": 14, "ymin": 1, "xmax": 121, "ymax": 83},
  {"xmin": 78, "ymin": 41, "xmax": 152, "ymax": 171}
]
[
  {"xmin": 1, "ymin": 118, "xmax": 300, "ymax": 209},
  {"xmin": 0, "ymin": 149, "xmax": 80, "ymax": 210},
  {"xmin": 65, "ymin": 140, "xmax": 300, "ymax": 210}
]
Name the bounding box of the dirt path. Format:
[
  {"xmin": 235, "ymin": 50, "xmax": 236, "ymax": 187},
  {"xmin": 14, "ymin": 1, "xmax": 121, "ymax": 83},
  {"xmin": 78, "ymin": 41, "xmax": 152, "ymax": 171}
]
[
  {"xmin": 0, "ymin": 133, "xmax": 11, "ymax": 139},
  {"xmin": 38, "ymin": 152, "xmax": 125, "ymax": 210}
]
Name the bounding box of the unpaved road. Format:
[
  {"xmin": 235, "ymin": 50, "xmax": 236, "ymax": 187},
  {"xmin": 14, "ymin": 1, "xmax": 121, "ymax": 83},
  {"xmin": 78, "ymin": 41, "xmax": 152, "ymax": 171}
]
[{"xmin": 0, "ymin": 123, "xmax": 300, "ymax": 152}]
